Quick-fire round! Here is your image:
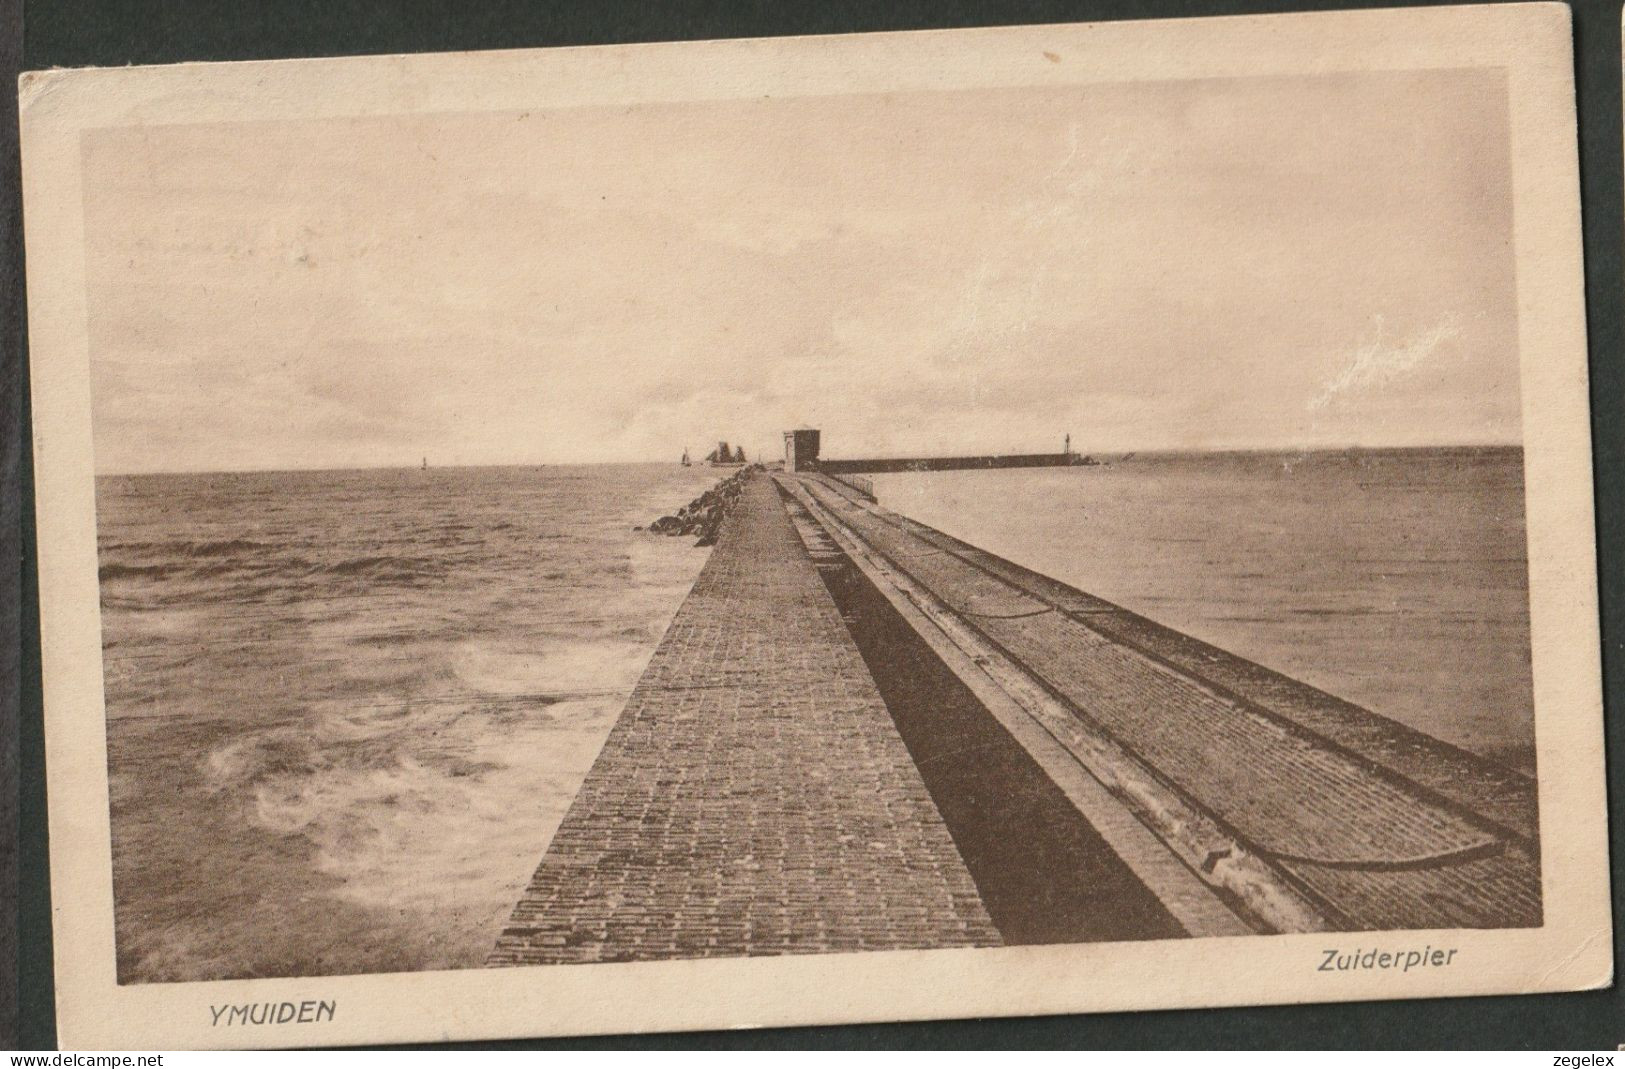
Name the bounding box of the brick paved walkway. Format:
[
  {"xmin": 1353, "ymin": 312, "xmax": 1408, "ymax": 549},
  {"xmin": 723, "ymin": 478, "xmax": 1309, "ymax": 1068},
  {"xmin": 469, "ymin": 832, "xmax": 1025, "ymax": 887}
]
[{"xmin": 488, "ymin": 473, "xmax": 998, "ymax": 966}]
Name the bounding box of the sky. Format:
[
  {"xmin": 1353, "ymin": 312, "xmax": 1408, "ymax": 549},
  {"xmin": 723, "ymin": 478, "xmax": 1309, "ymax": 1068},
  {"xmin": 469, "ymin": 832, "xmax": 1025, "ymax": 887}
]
[{"xmin": 81, "ymin": 68, "xmax": 1520, "ymax": 473}]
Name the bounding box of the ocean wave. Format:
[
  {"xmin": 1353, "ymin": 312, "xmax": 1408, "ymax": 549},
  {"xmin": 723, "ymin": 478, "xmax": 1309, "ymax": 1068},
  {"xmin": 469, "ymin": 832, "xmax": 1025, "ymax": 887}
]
[
  {"xmin": 99, "ymin": 562, "xmax": 172, "ymax": 582},
  {"xmin": 101, "ymin": 536, "xmax": 285, "ymax": 558},
  {"xmin": 451, "ymin": 639, "xmax": 652, "ymax": 698},
  {"xmin": 204, "ymin": 733, "xmax": 322, "ymax": 792},
  {"xmin": 99, "ymin": 549, "xmax": 448, "ymax": 594},
  {"xmin": 183, "ymin": 537, "xmax": 279, "ymax": 558},
  {"xmin": 311, "ymin": 554, "xmax": 438, "ymax": 579}
]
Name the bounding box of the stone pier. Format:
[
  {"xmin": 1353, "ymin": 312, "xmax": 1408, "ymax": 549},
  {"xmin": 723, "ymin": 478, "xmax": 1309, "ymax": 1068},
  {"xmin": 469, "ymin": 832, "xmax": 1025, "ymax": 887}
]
[
  {"xmin": 488, "ymin": 475, "xmax": 998, "ymax": 965},
  {"xmin": 491, "ymin": 467, "xmax": 1540, "ymax": 967}
]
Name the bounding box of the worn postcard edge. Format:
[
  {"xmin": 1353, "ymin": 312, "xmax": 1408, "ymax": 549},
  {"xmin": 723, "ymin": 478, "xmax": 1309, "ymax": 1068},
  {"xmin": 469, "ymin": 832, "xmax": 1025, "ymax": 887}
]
[{"xmin": 19, "ymin": 2, "xmax": 1611, "ymax": 1049}]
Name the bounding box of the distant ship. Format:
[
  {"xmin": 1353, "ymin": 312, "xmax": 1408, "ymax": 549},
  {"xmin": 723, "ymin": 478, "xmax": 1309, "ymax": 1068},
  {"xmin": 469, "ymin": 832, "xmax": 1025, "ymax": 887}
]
[
  {"xmin": 681, "ymin": 447, "xmax": 691, "ymax": 467},
  {"xmin": 704, "ymin": 441, "xmax": 746, "ymax": 467},
  {"xmin": 421, "ymin": 456, "xmax": 427, "ymax": 470}
]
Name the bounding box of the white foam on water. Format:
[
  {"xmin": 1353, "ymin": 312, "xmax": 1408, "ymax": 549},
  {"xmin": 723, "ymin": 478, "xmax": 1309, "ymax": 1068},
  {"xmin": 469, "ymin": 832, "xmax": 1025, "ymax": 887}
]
[
  {"xmin": 450, "ymin": 639, "xmax": 652, "ymax": 699},
  {"xmin": 98, "ymin": 464, "xmax": 722, "ymax": 979}
]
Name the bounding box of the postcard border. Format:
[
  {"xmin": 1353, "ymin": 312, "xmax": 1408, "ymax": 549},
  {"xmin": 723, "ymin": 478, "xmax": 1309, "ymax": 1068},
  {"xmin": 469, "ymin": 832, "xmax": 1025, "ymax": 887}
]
[{"xmin": 19, "ymin": 3, "xmax": 1611, "ymax": 1049}]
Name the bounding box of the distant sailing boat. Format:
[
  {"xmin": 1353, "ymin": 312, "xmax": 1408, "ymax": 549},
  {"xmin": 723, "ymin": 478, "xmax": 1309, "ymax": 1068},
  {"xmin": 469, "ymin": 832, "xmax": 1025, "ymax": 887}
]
[
  {"xmin": 704, "ymin": 441, "xmax": 746, "ymax": 467},
  {"xmin": 421, "ymin": 456, "xmax": 427, "ymax": 470},
  {"xmin": 681, "ymin": 447, "xmax": 691, "ymax": 467}
]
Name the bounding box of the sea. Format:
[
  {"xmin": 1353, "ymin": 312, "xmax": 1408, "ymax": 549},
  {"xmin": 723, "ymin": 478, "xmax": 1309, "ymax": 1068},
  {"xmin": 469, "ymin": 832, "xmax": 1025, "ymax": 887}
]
[
  {"xmin": 97, "ymin": 463, "xmax": 720, "ymax": 982},
  {"xmin": 95, "ymin": 447, "xmax": 1534, "ymax": 982},
  {"xmin": 874, "ymin": 447, "xmax": 1535, "ymax": 769}
]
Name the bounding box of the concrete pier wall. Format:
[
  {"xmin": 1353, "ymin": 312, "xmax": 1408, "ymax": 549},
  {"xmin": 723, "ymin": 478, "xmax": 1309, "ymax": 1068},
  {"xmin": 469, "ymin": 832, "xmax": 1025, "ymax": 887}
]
[
  {"xmin": 788, "ymin": 472, "xmax": 1540, "ymax": 933},
  {"xmin": 818, "ymin": 452, "xmax": 1087, "ymax": 474}
]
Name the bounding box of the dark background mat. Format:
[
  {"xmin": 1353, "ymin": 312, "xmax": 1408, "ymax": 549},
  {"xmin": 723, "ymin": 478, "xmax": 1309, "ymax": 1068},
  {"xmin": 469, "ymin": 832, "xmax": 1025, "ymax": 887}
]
[{"xmin": 6, "ymin": 0, "xmax": 1623, "ymax": 1050}]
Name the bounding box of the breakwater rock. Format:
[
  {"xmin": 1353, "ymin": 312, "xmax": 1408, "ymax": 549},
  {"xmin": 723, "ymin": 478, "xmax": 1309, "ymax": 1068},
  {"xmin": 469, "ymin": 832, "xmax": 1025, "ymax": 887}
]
[{"xmin": 643, "ymin": 466, "xmax": 763, "ymax": 545}]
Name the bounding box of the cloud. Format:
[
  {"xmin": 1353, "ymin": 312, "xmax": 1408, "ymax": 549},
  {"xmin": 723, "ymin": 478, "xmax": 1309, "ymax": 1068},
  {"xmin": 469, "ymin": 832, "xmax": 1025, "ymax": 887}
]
[
  {"xmin": 1309, "ymin": 315, "xmax": 1463, "ymax": 413},
  {"xmin": 80, "ymin": 69, "xmax": 1521, "ymax": 472}
]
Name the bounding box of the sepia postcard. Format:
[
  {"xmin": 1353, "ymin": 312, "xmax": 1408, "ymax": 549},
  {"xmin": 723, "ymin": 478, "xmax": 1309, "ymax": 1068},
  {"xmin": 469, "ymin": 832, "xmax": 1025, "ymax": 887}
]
[{"xmin": 19, "ymin": 3, "xmax": 1611, "ymax": 1049}]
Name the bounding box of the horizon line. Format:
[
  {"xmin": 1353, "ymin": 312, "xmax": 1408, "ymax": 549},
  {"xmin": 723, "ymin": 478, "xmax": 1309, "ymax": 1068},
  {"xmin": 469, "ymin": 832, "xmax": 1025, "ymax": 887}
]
[{"xmin": 94, "ymin": 440, "xmax": 1525, "ymax": 479}]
